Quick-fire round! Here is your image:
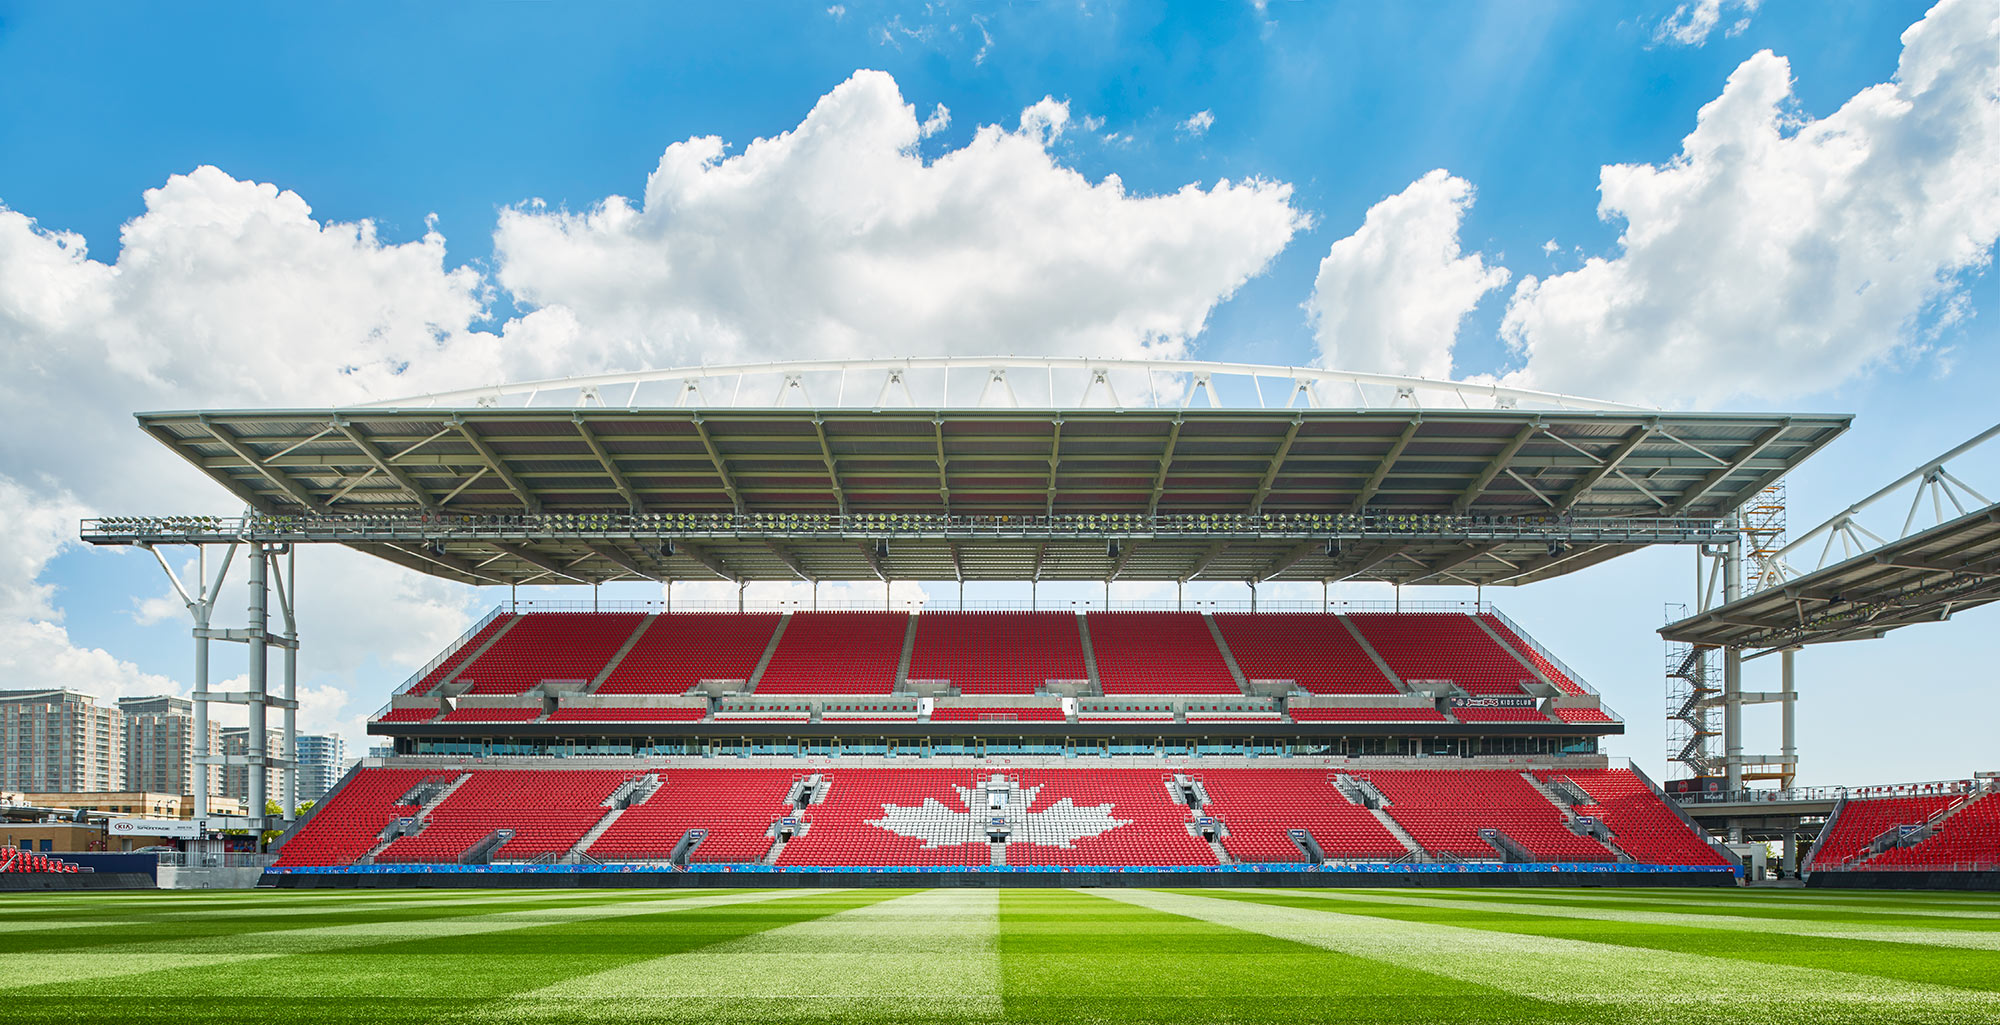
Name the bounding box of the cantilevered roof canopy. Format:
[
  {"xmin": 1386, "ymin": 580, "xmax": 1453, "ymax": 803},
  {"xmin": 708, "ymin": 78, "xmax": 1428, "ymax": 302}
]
[
  {"xmin": 1660, "ymin": 504, "xmax": 2000, "ymax": 651},
  {"xmin": 100, "ymin": 360, "xmax": 1848, "ymax": 588}
]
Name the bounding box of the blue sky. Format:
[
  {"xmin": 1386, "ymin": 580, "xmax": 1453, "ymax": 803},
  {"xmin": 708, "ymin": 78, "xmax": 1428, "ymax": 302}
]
[{"xmin": 3, "ymin": 0, "xmax": 1998, "ymax": 785}]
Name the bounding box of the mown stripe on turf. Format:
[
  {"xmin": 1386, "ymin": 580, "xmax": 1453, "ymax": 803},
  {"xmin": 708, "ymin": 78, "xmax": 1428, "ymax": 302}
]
[
  {"xmin": 1424, "ymin": 889, "xmax": 2000, "ymax": 922},
  {"xmin": 1100, "ymin": 888, "xmax": 2000, "ymax": 1022},
  {"xmin": 0, "ymin": 889, "xmax": 807, "ymax": 991},
  {"xmin": 1271, "ymin": 888, "xmax": 2000, "ymax": 949},
  {"xmin": 0, "ymin": 888, "xmax": 719, "ymax": 955},
  {"xmin": 500, "ymin": 888, "xmax": 1002, "ymax": 1024},
  {"xmin": 3, "ymin": 890, "xmax": 901, "ymax": 1025},
  {"xmin": 1250, "ymin": 887, "xmax": 2000, "ymax": 995},
  {"xmin": 1001, "ymin": 888, "xmax": 1578, "ymax": 1024}
]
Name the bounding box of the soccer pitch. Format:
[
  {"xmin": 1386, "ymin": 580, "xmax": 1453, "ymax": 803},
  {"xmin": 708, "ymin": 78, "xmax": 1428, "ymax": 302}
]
[{"xmin": 3, "ymin": 887, "xmax": 1998, "ymax": 1024}]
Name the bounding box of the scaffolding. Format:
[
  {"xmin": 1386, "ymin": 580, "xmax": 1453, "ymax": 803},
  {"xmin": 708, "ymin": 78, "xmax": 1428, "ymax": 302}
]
[
  {"xmin": 1741, "ymin": 481, "xmax": 1786, "ymax": 591},
  {"xmin": 1663, "ymin": 603, "xmax": 1720, "ymax": 784}
]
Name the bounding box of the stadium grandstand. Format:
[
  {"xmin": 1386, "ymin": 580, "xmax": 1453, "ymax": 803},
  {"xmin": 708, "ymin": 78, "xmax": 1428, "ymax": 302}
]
[{"xmin": 74, "ymin": 356, "xmax": 1997, "ymax": 887}]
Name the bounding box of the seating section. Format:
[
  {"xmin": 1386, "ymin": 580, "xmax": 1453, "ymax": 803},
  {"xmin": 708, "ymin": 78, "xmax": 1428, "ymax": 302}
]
[
  {"xmin": 1809, "ymin": 792, "xmax": 1962, "ymax": 868},
  {"xmin": 456, "ymin": 614, "xmax": 646, "ymax": 695},
  {"xmin": 1347, "ymin": 614, "xmax": 1537, "ymax": 696},
  {"xmin": 396, "ymin": 609, "xmax": 1614, "ymax": 724},
  {"xmin": 1364, "ymin": 770, "xmax": 1616, "ymax": 861},
  {"xmin": 440, "ymin": 706, "xmax": 542, "ymax": 723},
  {"xmin": 588, "ymin": 770, "xmax": 798, "ymax": 864},
  {"xmin": 1480, "ymin": 615, "xmax": 1587, "ymax": 695},
  {"xmin": 281, "ymin": 766, "xmax": 1724, "ymax": 870},
  {"xmin": 1290, "ymin": 706, "xmax": 1444, "ymax": 722},
  {"xmin": 1539, "ymin": 769, "xmax": 1731, "ymax": 866},
  {"xmin": 1086, "ymin": 613, "xmax": 1241, "ymax": 695},
  {"xmin": 409, "ymin": 615, "xmax": 516, "ymax": 695},
  {"xmin": 907, "ymin": 613, "xmax": 1088, "ymax": 694},
  {"xmin": 375, "ymin": 770, "xmax": 629, "ymax": 864},
  {"xmin": 273, "ymin": 768, "xmax": 446, "ymax": 867},
  {"xmin": 755, "ymin": 612, "xmax": 909, "ymax": 694},
  {"xmin": 1213, "ymin": 614, "xmax": 1399, "ymax": 694},
  {"xmin": 777, "ymin": 769, "xmax": 994, "ymax": 868},
  {"xmin": 1553, "ymin": 707, "xmax": 1615, "ymax": 724},
  {"xmin": 547, "ymin": 706, "xmax": 707, "ymax": 722},
  {"xmin": 375, "ymin": 706, "xmax": 439, "ymax": 723},
  {"xmin": 1869, "ymin": 791, "xmax": 2000, "ymax": 868},
  {"xmin": 0, "ymin": 849, "xmax": 85, "ymax": 873},
  {"xmin": 1197, "ymin": 770, "xmax": 1407, "ymax": 862},
  {"xmin": 1007, "ymin": 770, "xmax": 1218, "ymax": 867},
  {"xmin": 597, "ymin": 613, "xmax": 780, "ymax": 694}
]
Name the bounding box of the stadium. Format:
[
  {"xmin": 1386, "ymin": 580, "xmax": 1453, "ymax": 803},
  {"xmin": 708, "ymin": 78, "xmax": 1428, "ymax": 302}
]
[{"xmin": 10, "ymin": 357, "xmax": 2000, "ymax": 1023}]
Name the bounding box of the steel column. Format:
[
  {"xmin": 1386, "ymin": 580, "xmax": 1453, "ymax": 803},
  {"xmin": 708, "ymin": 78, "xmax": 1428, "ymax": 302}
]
[
  {"xmin": 247, "ymin": 545, "xmax": 270, "ymax": 836},
  {"xmin": 1723, "ymin": 519, "xmax": 1744, "ymax": 790}
]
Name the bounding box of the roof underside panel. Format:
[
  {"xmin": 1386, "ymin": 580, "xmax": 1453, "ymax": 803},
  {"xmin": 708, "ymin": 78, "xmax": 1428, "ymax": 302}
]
[{"xmin": 128, "ymin": 407, "xmax": 1848, "ymax": 586}]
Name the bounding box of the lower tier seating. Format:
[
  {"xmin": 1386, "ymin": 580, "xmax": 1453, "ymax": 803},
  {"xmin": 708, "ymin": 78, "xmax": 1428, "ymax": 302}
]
[
  {"xmin": 280, "ymin": 765, "xmax": 1722, "ymax": 869},
  {"xmin": 1810, "ymin": 791, "xmax": 1966, "ymax": 868},
  {"xmin": 1867, "ymin": 791, "xmax": 1999, "ymax": 868}
]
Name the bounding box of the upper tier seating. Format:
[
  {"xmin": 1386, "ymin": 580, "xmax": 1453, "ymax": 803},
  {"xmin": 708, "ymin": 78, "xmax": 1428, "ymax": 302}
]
[
  {"xmin": 374, "ymin": 770, "xmax": 630, "ymax": 863},
  {"xmin": 1212, "ymin": 614, "xmax": 1399, "ymax": 695},
  {"xmin": 588, "ymin": 769, "xmax": 800, "ymax": 864},
  {"xmin": 375, "ymin": 706, "xmax": 439, "ymax": 723},
  {"xmin": 755, "ymin": 612, "xmax": 909, "ymax": 694},
  {"xmin": 1537, "ymin": 769, "xmax": 1730, "ymax": 866},
  {"xmin": 1346, "ymin": 614, "xmax": 1538, "ymax": 696},
  {"xmin": 440, "ymin": 706, "xmax": 542, "ymax": 723},
  {"xmin": 455, "ymin": 614, "xmax": 646, "ymax": 696},
  {"xmin": 1809, "ymin": 792, "xmax": 1961, "ymax": 868},
  {"xmin": 1553, "ymin": 707, "xmax": 1614, "ymax": 724},
  {"xmin": 1289, "ymin": 706, "xmax": 1444, "ymax": 722},
  {"xmin": 547, "ymin": 706, "xmax": 706, "ymax": 722},
  {"xmin": 409, "ymin": 615, "xmax": 515, "ymax": 696},
  {"xmin": 1085, "ymin": 613, "xmax": 1241, "ymax": 695},
  {"xmin": 1868, "ymin": 791, "xmax": 1999, "ymax": 868},
  {"xmin": 1480, "ymin": 615, "xmax": 1587, "ymax": 695},
  {"xmin": 907, "ymin": 612, "xmax": 1089, "ymax": 694},
  {"xmin": 1196, "ymin": 770, "xmax": 1407, "ymax": 862},
  {"xmin": 272, "ymin": 768, "xmax": 448, "ymax": 867},
  {"xmin": 1364, "ymin": 769, "xmax": 1616, "ymax": 861},
  {"xmin": 596, "ymin": 613, "xmax": 780, "ymax": 695}
]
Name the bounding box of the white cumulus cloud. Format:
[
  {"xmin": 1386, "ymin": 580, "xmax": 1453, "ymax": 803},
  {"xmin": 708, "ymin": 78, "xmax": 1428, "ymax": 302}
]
[
  {"xmin": 1506, "ymin": 0, "xmax": 2000, "ymax": 406},
  {"xmin": 1306, "ymin": 170, "xmax": 1509, "ymax": 379},
  {"xmin": 1178, "ymin": 109, "xmax": 1216, "ymax": 137},
  {"xmin": 493, "ymin": 70, "xmax": 1305, "ymax": 366},
  {"xmin": 1655, "ymin": 0, "xmax": 1761, "ymax": 47}
]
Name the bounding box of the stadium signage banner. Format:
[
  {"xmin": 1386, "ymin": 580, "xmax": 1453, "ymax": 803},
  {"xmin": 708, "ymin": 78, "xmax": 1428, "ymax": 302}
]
[
  {"xmin": 108, "ymin": 817, "xmax": 202, "ymax": 839},
  {"xmin": 1451, "ymin": 697, "xmax": 1539, "ymax": 708}
]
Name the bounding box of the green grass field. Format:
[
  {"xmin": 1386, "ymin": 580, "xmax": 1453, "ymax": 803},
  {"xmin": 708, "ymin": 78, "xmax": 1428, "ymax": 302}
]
[{"xmin": 3, "ymin": 886, "xmax": 1998, "ymax": 1024}]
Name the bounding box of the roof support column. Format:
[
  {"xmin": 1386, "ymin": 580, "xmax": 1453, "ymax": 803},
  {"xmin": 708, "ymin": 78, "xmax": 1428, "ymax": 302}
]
[{"xmin": 1722, "ymin": 516, "xmax": 1744, "ymax": 790}]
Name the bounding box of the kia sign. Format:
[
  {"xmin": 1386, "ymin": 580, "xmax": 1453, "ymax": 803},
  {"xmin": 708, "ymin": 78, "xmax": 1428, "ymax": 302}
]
[{"xmin": 107, "ymin": 818, "xmax": 201, "ymax": 839}]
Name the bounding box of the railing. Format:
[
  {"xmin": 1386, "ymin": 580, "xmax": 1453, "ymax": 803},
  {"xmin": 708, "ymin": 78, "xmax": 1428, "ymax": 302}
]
[
  {"xmin": 391, "ymin": 605, "xmax": 507, "ymax": 698},
  {"xmin": 81, "ymin": 510, "xmax": 1730, "ymax": 546},
  {"xmin": 157, "ymin": 852, "xmax": 276, "ymax": 869},
  {"xmin": 1671, "ymin": 777, "xmax": 1990, "ymax": 806},
  {"xmin": 499, "ymin": 598, "xmax": 1498, "ymax": 615},
  {"xmin": 1483, "ymin": 606, "xmax": 1602, "ymax": 699}
]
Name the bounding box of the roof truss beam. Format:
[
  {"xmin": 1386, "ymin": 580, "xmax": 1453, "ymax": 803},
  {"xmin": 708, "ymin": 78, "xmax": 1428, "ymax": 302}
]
[
  {"xmin": 1248, "ymin": 416, "xmax": 1304, "ymax": 514},
  {"xmin": 487, "ymin": 542, "xmax": 591, "ymax": 584},
  {"xmin": 1453, "ymin": 421, "xmax": 1538, "ymax": 513},
  {"xmin": 1351, "ymin": 417, "xmax": 1422, "ymax": 513},
  {"xmin": 573, "ymin": 417, "xmax": 645, "ymax": 514},
  {"xmin": 691, "ymin": 417, "xmax": 745, "ymax": 514},
  {"xmin": 812, "ymin": 419, "xmax": 849, "ymax": 517},
  {"xmin": 1661, "ymin": 420, "xmax": 1792, "ymax": 517},
  {"xmin": 333, "ymin": 419, "xmax": 438, "ymax": 511},
  {"xmin": 452, "ymin": 418, "xmax": 541, "ymax": 515},
  {"xmin": 1552, "ymin": 423, "xmax": 1654, "ymax": 513},
  {"xmin": 201, "ymin": 417, "xmax": 326, "ymax": 513}
]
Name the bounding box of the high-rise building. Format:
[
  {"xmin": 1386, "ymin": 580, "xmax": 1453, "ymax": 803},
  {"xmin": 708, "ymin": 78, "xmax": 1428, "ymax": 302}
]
[
  {"xmin": 117, "ymin": 695, "xmax": 223, "ymax": 798},
  {"xmin": 0, "ymin": 689, "xmax": 124, "ymax": 793},
  {"xmin": 294, "ymin": 733, "xmax": 346, "ymax": 803},
  {"xmin": 217, "ymin": 726, "xmax": 284, "ymax": 810}
]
